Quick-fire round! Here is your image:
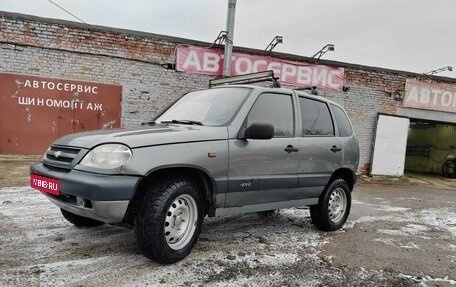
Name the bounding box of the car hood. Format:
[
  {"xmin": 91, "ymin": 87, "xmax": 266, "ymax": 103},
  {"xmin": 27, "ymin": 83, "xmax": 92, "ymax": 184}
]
[{"xmin": 53, "ymin": 124, "xmax": 228, "ymax": 149}]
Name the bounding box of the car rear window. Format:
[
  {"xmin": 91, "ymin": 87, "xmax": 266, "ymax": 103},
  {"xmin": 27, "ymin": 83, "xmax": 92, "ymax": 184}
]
[
  {"xmin": 331, "ymin": 104, "xmax": 353, "ymax": 137},
  {"xmin": 299, "ymin": 97, "xmax": 334, "ymax": 136}
]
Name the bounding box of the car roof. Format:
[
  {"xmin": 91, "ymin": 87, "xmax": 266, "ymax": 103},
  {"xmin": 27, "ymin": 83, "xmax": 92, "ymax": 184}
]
[{"xmin": 209, "ymin": 84, "xmax": 345, "ymax": 111}]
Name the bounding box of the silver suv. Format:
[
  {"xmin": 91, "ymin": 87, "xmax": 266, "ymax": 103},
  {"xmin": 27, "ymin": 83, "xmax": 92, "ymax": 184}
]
[{"xmin": 30, "ymin": 73, "xmax": 359, "ymax": 264}]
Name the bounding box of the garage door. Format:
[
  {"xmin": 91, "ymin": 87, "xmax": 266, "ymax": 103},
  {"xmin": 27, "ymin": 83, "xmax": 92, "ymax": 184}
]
[
  {"xmin": 371, "ymin": 115, "xmax": 410, "ymax": 176},
  {"xmin": 0, "ymin": 73, "xmax": 122, "ymax": 155}
]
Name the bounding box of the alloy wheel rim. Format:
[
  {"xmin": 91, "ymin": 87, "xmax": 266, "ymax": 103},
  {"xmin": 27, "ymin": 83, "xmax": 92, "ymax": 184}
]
[{"xmin": 164, "ymin": 194, "xmax": 198, "ymax": 250}]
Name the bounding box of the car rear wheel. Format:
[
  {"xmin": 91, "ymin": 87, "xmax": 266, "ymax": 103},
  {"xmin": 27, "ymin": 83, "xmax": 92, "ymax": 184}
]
[
  {"xmin": 310, "ymin": 178, "xmax": 351, "ymax": 231},
  {"xmin": 135, "ymin": 177, "xmax": 204, "ymax": 264},
  {"xmin": 60, "ymin": 209, "xmax": 104, "ymax": 227}
]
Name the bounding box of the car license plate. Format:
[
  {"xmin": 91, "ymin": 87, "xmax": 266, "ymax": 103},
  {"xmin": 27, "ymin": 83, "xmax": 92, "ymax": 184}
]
[{"xmin": 30, "ymin": 174, "xmax": 60, "ymax": 196}]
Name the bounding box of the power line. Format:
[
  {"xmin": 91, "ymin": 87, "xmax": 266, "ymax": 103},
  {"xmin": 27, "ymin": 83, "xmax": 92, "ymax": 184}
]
[{"xmin": 47, "ymin": 0, "xmax": 88, "ymax": 24}]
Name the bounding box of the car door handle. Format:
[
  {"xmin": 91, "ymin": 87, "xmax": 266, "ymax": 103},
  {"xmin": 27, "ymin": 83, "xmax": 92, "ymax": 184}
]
[
  {"xmin": 284, "ymin": 145, "xmax": 300, "ymax": 153},
  {"xmin": 330, "ymin": 145, "xmax": 342, "ymax": 152}
]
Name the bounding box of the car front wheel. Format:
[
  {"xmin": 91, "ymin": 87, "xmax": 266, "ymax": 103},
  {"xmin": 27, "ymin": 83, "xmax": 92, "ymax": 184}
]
[
  {"xmin": 135, "ymin": 177, "xmax": 204, "ymax": 264},
  {"xmin": 310, "ymin": 178, "xmax": 351, "ymax": 231}
]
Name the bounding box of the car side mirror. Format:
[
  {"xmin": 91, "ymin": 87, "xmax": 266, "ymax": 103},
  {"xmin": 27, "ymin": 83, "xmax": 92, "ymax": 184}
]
[{"xmin": 244, "ymin": 122, "xmax": 274, "ymax": 140}]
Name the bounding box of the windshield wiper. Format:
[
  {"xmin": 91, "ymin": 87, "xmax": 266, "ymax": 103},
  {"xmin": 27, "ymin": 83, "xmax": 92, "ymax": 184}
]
[
  {"xmin": 161, "ymin": 119, "xmax": 204, "ymax": 126},
  {"xmin": 141, "ymin": 121, "xmax": 156, "ymax": 126}
]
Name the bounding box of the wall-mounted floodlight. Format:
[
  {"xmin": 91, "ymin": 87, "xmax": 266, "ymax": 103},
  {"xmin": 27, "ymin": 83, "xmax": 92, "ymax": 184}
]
[
  {"xmin": 161, "ymin": 63, "xmax": 175, "ymax": 70},
  {"xmin": 265, "ymin": 36, "xmax": 283, "ymax": 56},
  {"xmin": 210, "ymin": 31, "xmax": 229, "ymax": 48},
  {"xmin": 312, "ymin": 44, "xmax": 335, "ymax": 60},
  {"xmin": 424, "ymin": 66, "xmax": 453, "ymax": 75}
]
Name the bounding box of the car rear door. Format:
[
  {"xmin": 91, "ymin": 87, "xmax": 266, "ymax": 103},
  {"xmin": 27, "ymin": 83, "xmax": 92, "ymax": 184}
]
[{"xmin": 297, "ymin": 96, "xmax": 342, "ymax": 198}]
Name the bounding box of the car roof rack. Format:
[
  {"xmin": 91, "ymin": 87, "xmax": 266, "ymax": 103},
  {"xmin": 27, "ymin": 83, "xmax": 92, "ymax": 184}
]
[
  {"xmin": 294, "ymin": 86, "xmax": 318, "ymax": 95},
  {"xmin": 209, "ymin": 70, "xmax": 281, "ymax": 88}
]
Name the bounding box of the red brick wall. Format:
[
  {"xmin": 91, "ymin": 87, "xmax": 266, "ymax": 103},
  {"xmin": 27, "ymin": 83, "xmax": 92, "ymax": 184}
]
[{"xmin": 1, "ymin": 12, "xmax": 456, "ymax": 173}]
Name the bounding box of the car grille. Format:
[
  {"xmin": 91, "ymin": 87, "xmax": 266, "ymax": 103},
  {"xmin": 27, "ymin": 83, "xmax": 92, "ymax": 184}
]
[{"xmin": 43, "ymin": 146, "xmax": 83, "ymax": 169}]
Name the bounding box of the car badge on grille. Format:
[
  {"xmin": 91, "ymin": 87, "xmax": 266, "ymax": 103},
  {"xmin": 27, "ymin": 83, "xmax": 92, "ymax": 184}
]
[{"xmin": 54, "ymin": 151, "xmax": 62, "ymax": 158}]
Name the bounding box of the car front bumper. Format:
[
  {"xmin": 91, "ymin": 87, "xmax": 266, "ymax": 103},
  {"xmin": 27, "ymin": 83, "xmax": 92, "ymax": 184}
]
[{"xmin": 30, "ymin": 161, "xmax": 142, "ymax": 224}]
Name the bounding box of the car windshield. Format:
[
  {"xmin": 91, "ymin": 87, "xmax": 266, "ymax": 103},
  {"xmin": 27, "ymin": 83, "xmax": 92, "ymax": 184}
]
[{"xmin": 156, "ymin": 87, "xmax": 251, "ymax": 126}]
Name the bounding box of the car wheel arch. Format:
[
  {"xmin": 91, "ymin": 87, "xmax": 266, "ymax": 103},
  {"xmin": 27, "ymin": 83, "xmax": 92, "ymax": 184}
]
[
  {"xmin": 327, "ymin": 168, "xmax": 356, "ymax": 191},
  {"xmin": 123, "ymin": 166, "xmax": 215, "ymax": 226}
]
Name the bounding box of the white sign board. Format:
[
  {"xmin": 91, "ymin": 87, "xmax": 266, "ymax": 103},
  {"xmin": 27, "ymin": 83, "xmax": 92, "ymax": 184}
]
[{"xmin": 371, "ymin": 115, "xmax": 410, "ymax": 176}]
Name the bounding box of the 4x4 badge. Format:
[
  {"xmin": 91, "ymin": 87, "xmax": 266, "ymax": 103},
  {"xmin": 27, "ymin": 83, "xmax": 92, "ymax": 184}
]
[{"xmin": 54, "ymin": 151, "xmax": 62, "ymax": 158}]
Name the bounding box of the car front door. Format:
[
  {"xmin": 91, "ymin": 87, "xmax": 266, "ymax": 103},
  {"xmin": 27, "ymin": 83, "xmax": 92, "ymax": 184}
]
[
  {"xmin": 225, "ymin": 92, "xmax": 300, "ymax": 207},
  {"xmin": 297, "ymin": 96, "xmax": 342, "ymax": 198}
]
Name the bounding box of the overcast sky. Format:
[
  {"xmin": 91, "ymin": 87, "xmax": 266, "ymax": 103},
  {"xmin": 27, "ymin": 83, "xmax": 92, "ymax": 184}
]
[{"xmin": 2, "ymin": 0, "xmax": 455, "ymax": 77}]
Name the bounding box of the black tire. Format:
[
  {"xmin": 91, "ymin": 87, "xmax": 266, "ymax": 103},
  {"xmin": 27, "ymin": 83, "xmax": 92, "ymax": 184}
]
[
  {"xmin": 310, "ymin": 178, "xmax": 351, "ymax": 231},
  {"xmin": 60, "ymin": 209, "xmax": 104, "ymax": 227},
  {"xmin": 442, "ymin": 159, "xmax": 456, "ymax": 178},
  {"xmin": 135, "ymin": 177, "xmax": 204, "ymax": 264}
]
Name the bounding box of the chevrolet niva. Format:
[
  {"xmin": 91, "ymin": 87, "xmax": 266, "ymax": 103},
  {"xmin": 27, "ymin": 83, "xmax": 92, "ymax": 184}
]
[{"xmin": 31, "ymin": 73, "xmax": 359, "ymax": 264}]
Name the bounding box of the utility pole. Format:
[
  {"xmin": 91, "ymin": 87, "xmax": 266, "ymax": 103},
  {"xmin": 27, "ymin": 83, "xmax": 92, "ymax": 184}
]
[{"xmin": 223, "ymin": 0, "xmax": 236, "ymax": 77}]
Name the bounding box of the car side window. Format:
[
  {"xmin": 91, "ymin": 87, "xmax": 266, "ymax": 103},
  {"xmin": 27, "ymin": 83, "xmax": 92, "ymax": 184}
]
[
  {"xmin": 299, "ymin": 97, "xmax": 334, "ymax": 136},
  {"xmin": 331, "ymin": 104, "xmax": 353, "ymax": 137},
  {"xmin": 246, "ymin": 93, "xmax": 294, "ymax": 137}
]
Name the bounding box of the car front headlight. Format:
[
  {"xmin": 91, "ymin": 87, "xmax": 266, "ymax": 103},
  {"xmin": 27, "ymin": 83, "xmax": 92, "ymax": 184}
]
[{"xmin": 80, "ymin": 144, "xmax": 132, "ymax": 169}]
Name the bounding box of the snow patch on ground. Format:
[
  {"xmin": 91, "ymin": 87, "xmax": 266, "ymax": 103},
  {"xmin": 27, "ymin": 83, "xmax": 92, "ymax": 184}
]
[
  {"xmin": 416, "ymin": 209, "xmax": 456, "ymax": 237},
  {"xmin": 377, "ymin": 224, "xmax": 431, "ymax": 239},
  {"xmin": 371, "ymin": 238, "xmax": 420, "ymax": 250},
  {"xmin": 352, "ymin": 200, "xmax": 411, "ymax": 212},
  {"xmin": 396, "ymin": 197, "xmax": 421, "ymax": 201},
  {"xmin": 348, "ymin": 200, "xmax": 456, "ymax": 239},
  {"xmin": 398, "ymin": 273, "xmax": 456, "ymax": 286},
  {"xmin": 344, "ymin": 214, "xmax": 408, "ymax": 229}
]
